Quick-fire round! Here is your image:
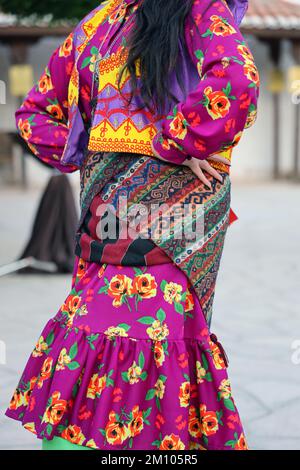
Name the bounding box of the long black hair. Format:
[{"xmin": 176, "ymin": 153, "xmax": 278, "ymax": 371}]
[{"xmin": 118, "ymin": 0, "xmax": 195, "ymax": 115}]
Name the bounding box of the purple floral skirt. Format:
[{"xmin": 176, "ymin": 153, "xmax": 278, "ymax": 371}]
[{"xmin": 6, "ymin": 257, "xmax": 247, "ymax": 450}]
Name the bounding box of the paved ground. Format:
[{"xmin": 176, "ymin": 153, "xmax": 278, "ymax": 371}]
[{"xmin": 0, "ymin": 182, "xmax": 300, "ymax": 450}]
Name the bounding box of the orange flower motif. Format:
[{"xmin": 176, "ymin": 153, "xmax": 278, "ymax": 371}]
[
  {"xmin": 244, "ymin": 63, "xmax": 260, "ymax": 87},
  {"xmin": 37, "ymin": 357, "xmax": 53, "ymax": 389},
  {"xmin": 199, "ymin": 404, "xmax": 219, "ymax": 437},
  {"xmin": 38, "ymin": 72, "xmax": 53, "ymax": 94},
  {"xmin": 56, "ymin": 348, "xmax": 72, "ymax": 371},
  {"xmin": 59, "ymin": 34, "xmax": 73, "ymax": 58},
  {"xmin": 128, "ymin": 405, "xmax": 144, "ymax": 437},
  {"xmin": 169, "ymin": 112, "xmax": 188, "ymax": 140},
  {"xmin": 188, "ymin": 406, "xmax": 202, "ymax": 439},
  {"xmin": 105, "ymin": 410, "xmax": 130, "ymax": 445},
  {"xmin": 159, "ymin": 433, "xmax": 185, "ymax": 450},
  {"xmin": 9, "ymin": 389, "xmax": 23, "ymax": 410},
  {"xmin": 18, "ymin": 119, "xmax": 32, "ymax": 141},
  {"xmin": 107, "ymin": 274, "xmax": 133, "ymax": 307},
  {"xmin": 42, "ymin": 391, "xmax": 68, "ymax": 426},
  {"xmin": 87, "ymin": 374, "xmax": 107, "ymax": 399},
  {"xmin": 153, "ymin": 341, "xmax": 165, "ymax": 368},
  {"xmin": 24, "ymin": 422, "xmax": 37, "ymax": 435},
  {"xmin": 234, "ymin": 433, "xmax": 248, "ymax": 450},
  {"xmin": 23, "ymin": 377, "xmax": 37, "ymax": 405},
  {"xmin": 132, "ymin": 274, "xmax": 157, "ymax": 299},
  {"xmin": 237, "ymin": 44, "xmax": 254, "ymax": 64},
  {"xmin": 98, "ymin": 264, "xmax": 106, "ymax": 279},
  {"xmin": 77, "ymin": 259, "xmax": 86, "ymax": 279},
  {"xmin": 32, "ymin": 335, "xmax": 48, "ymax": 358},
  {"xmin": 63, "ymin": 294, "xmax": 81, "ymax": 315},
  {"xmin": 185, "ymin": 288, "xmax": 194, "ymax": 312},
  {"xmin": 179, "ymin": 381, "xmax": 190, "ymax": 408},
  {"xmin": 209, "ymin": 15, "xmax": 236, "ymax": 36},
  {"xmin": 209, "ymin": 340, "xmax": 226, "ymax": 370},
  {"xmin": 46, "ymin": 104, "xmax": 64, "ymax": 121},
  {"xmin": 246, "ymin": 109, "xmax": 257, "ymax": 128},
  {"xmin": 61, "ymin": 424, "xmax": 85, "ymax": 445},
  {"xmin": 203, "ymin": 86, "xmax": 231, "ymax": 120}
]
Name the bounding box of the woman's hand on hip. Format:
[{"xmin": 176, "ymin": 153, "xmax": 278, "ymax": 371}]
[
  {"xmin": 182, "ymin": 154, "xmax": 230, "ymax": 191},
  {"xmin": 151, "ymin": 140, "xmax": 230, "ymax": 191}
]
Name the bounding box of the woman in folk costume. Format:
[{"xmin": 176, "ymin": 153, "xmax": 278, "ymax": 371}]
[{"xmin": 6, "ymin": 0, "xmax": 259, "ymax": 451}]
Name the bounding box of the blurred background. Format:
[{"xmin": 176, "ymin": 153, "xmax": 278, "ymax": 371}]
[{"xmin": 0, "ymin": 0, "xmax": 300, "ymax": 450}]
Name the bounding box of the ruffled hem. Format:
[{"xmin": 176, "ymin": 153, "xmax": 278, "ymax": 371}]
[{"xmin": 5, "ymin": 317, "xmax": 247, "ymax": 451}]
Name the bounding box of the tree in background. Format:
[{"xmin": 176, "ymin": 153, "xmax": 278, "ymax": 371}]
[{"xmin": 0, "ymin": 0, "xmax": 100, "ymax": 21}]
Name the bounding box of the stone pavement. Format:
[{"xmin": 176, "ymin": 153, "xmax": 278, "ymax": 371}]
[{"xmin": 0, "ymin": 182, "xmax": 299, "ymax": 450}]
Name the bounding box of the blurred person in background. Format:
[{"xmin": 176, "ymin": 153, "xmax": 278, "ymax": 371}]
[{"xmin": 5, "ymin": 0, "xmax": 259, "ymax": 451}]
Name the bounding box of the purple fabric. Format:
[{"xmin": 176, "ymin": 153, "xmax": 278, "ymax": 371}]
[
  {"xmin": 6, "ymin": 258, "xmax": 247, "ymax": 450},
  {"xmin": 227, "ymin": 0, "xmax": 249, "ymax": 25}
]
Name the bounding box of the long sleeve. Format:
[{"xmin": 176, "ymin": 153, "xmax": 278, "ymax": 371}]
[
  {"xmin": 152, "ymin": 0, "xmax": 259, "ymax": 165},
  {"xmin": 15, "ymin": 33, "xmax": 78, "ymax": 173}
]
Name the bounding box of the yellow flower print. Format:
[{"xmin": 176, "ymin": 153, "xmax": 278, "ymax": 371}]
[
  {"xmin": 61, "ymin": 424, "xmax": 85, "ymax": 445},
  {"xmin": 179, "ymin": 381, "xmax": 190, "ymax": 408},
  {"xmin": 123, "ymin": 352, "xmax": 147, "ymax": 384},
  {"xmin": 56, "ymin": 348, "xmax": 72, "ymax": 371},
  {"xmin": 32, "ymin": 335, "xmax": 49, "ymax": 358},
  {"xmin": 86, "ymin": 439, "xmax": 97, "ymax": 449},
  {"xmin": 46, "ymin": 103, "xmax": 64, "ymax": 121},
  {"xmin": 104, "ymin": 325, "xmax": 129, "ymax": 340},
  {"xmin": 246, "ymin": 107, "xmax": 257, "ymax": 128},
  {"xmin": 219, "ymin": 379, "xmax": 232, "ymax": 399},
  {"xmin": 24, "ymin": 423, "xmax": 37, "ymax": 435},
  {"xmin": 87, "ymin": 374, "xmax": 107, "ymax": 399},
  {"xmin": 209, "ymin": 339, "xmax": 227, "ymax": 370},
  {"xmin": 154, "ymin": 378, "xmax": 166, "ymax": 399},
  {"xmin": 196, "ymin": 360, "xmax": 207, "ymax": 384},
  {"xmin": 237, "ymin": 44, "xmax": 254, "ymax": 64},
  {"xmin": 243, "ymin": 62, "xmax": 260, "ymax": 87},
  {"xmin": 59, "ymin": 33, "xmax": 73, "ymax": 58},
  {"xmin": 127, "ymin": 361, "xmax": 143, "ymax": 384},
  {"xmin": 146, "ymin": 320, "xmax": 169, "ymax": 341},
  {"xmin": 153, "ymin": 341, "xmax": 166, "ymax": 368},
  {"xmin": 188, "ymin": 441, "xmax": 206, "ymax": 450},
  {"xmin": 8, "ymin": 388, "xmax": 24, "ymax": 411},
  {"xmin": 163, "ymin": 282, "xmax": 183, "ymax": 305}
]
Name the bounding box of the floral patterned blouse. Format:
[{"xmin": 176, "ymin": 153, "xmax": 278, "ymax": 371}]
[{"xmin": 15, "ymin": 0, "xmax": 259, "ymax": 171}]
